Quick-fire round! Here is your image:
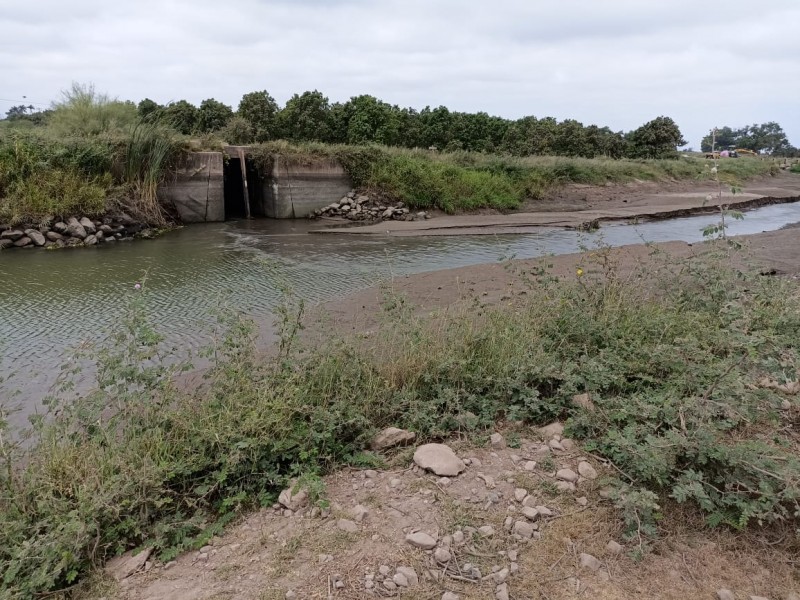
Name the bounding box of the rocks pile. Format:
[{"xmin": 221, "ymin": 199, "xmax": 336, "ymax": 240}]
[
  {"xmin": 308, "ymin": 191, "xmax": 431, "ymax": 222},
  {"xmin": 364, "ymin": 564, "xmax": 419, "ymax": 593},
  {"xmin": 0, "ymin": 214, "xmax": 151, "ymax": 251}
]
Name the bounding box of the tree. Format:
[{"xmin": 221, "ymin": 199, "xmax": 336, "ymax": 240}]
[
  {"xmin": 237, "ymin": 90, "xmax": 279, "ymax": 142},
  {"xmin": 163, "ymin": 100, "xmax": 199, "ymax": 135},
  {"xmin": 701, "ymin": 122, "xmax": 792, "ymax": 155},
  {"xmin": 335, "ymin": 95, "xmax": 401, "ymax": 145},
  {"xmin": 277, "ymin": 90, "xmax": 333, "ymax": 141},
  {"xmin": 626, "ymin": 116, "xmax": 686, "ymax": 159},
  {"xmin": 701, "ymin": 126, "xmax": 737, "ymax": 152},
  {"xmin": 137, "ymin": 98, "xmax": 161, "ymax": 119},
  {"xmin": 197, "ymin": 98, "xmax": 234, "ymax": 133},
  {"xmin": 220, "ymin": 116, "xmax": 255, "ymax": 144}
]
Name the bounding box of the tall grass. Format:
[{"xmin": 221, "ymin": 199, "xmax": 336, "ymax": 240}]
[{"xmin": 2, "ymin": 244, "xmax": 799, "ymax": 597}]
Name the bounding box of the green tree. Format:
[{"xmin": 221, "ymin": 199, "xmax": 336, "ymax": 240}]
[
  {"xmin": 336, "ymin": 95, "xmax": 401, "ymax": 145},
  {"xmin": 237, "ymin": 90, "xmax": 279, "ymax": 142},
  {"xmin": 277, "ymin": 90, "xmax": 333, "ymax": 141},
  {"xmin": 626, "ymin": 116, "xmax": 686, "ymax": 159},
  {"xmin": 418, "ymin": 106, "xmax": 454, "ymax": 149},
  {"xmin": 197, "ymin": 98, "xmax": 234, "ymax": 133},
  {"xmin": 137, "ymin": 98, "xmax": 161, "ymax": 120},
  {"xmin": 162, "ymin": 100, "xmax": 199, "ymax": 135},
  {"xmin": 701, "ymin": 126, "xmax": 737, "ymax": 152}
]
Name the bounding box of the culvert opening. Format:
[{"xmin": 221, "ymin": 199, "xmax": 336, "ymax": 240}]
[{"xmin": 223, "ymin": 152, "xmax": 263, "ymax": 220}]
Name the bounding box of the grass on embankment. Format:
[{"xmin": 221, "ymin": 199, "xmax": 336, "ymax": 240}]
[
  {"xmin": 2, "ymin": 243, "xmax": 799, "ymax": 597},
  {"xmin": 251, "ymin": 141, "xmax": 782, "ymax": 213}
]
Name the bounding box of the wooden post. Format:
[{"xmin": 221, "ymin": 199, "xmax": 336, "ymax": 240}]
[{"xmin": 238, "ymin": 147, "xmax": 251, "ymax": 219}]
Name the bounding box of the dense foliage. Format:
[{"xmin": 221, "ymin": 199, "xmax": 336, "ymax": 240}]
[{"xmin": 701, "ymin": 122, "xmax": 797, "ymax": 156}]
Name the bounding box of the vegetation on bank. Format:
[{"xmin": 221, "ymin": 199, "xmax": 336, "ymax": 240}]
[{"xmin": 2, "ymin": 243, "xmax": 799, "ymax": 597}]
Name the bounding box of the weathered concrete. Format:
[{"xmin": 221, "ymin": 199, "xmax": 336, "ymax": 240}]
[
  {"xmin": 161, "ymin": 152, "xmax": 225, "ymax": 222},
  {"xmin": 261, "ymin": 155, "xmax": 352, "ymax": 219}
]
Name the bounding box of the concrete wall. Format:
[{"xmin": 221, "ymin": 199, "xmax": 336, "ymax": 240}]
[
  {"xmin": 160, "ymin": 152, "xmax": 225, "ymax": 222},
  {"xmin": 261, "ymin": 155, "xmax": 352, "ymax": 219}
]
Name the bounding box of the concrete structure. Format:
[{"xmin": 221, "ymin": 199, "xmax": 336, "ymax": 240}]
[
  {"xmin": 160, "ymin": 152, "xmax": 225, "ymax": 223},
  {"xmin": 160, "ymin": 150, "xmax": 351, "ymax": 222}
]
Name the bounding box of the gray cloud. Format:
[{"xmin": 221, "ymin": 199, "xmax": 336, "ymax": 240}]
[{"xmin": 1, "ymin": 0, "xmax": 797, "ymax": 147}]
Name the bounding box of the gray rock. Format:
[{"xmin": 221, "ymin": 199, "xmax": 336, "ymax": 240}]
[
  {"xmin": 66, "ymin": 217, "xmax": 87, "ymax": 239},
  {"xmin": 278, "ymin": 484, "xmax": 309, "ymax": 511},
  {"xmin": 490, "ymin": 432, "xmax": 506, "ymax": 449},
  {"xmin": 749, "ymin": 596, "xmax": 769, "ymax": 600},
  {"xmin": 539, "ymin": 421, "xmax": 564, "ymax": 438},
  {"xmin": 104, "ymin": 548, "xmax": 153, "ymax": 581},
  {"xmin": 557, "ymin": 469, "xmax": 579, "ymax": 483},
  {"xmin": 285, "ymin": 591, "xmax": 297, "ymax": 600},
  {"xmin": 606, "ymin": 540, "xmax": 623, "ymax": 554},
  {"xmin": 45, "ymin": 231, "xmax": 64, "ymax": 241},
  {"xmin": 54, "ymin": 222, "xmax": 68, "ymax": 233},
  {"xmin": 578, "ymin": 461, "xmax": 598, "ymax": 480},
  {"xmin": 13, "ymin": 236, "xmax": 32, "ymax": 247},
  {"xmin": 434, "ymin": 547, "xmax": 452, "ymax": 563},
  {"xmin": 716, "ymin": 591, "xmax": 735, "ymax": 600},
  {"xmin": 579, "ymin": 553, "xmax": 602, "ymax": 571},
  {"xmin": 495, "ymin": 582, "xmax": 510, "ymax": 600},
  {"xmin": 405, "ymin": 531, "xmax": 437, "ymax": 549},
  {"xmin": 371, "ymin": 427, "xmax": 416, "ymax": 450},
  {"xmin": 572, "ymin": 393, "xmax": 595, "ymax": 411},
  {"xmin": 494, "ymin": 567, "xmax": 509, "ymax": 584},
  {"xmin": 413, "ymin": 443, "xmax": 465, "ymax": 476},
  {"xmin": 514, "ymin": 488, "xmax": 529, "ymax": 502},
  {"xmin": 393, "ymin": 572, "xmax": 409, "ymax": 587},
  {"xmin": 524, "ymin": 460, "xmax": 537, "ymax": 471},
  {"xmin": 83, "ymin": 234, "xmax": 98, "ymax": 246},
  {"xmin": 351, "ymin": 504, "xmax": 369, "ymax": 523},
  {"xmin": 442, "ymin": 593, "xmax": 460, "ymax": 600},
  {"xmin": 452, "ymin": 530, "xmax": 465, "ymax": 544},
  {"xmin": 0, "ymin": 239, "xmax": 13, "ymax": 250},
  {"xmin": 396, "ymin": 566, "xmax": 418, "ymax": 586},
  {"xmin": 556, "ymin": 481, "xmax": 576, "ymax": 492},
  {"xmin": 337, "ymin": 519, "xmax": 359, "ymax": 533},
  {"xmin": 535, "ymin": 505, "xmax": 553, "ymax": 517},
  {"xmin": 478, "ymin": 525, "xmax": 495, "ymax": 537},
  {"xmin": 0, "ymin": 229, "xmax": 23, "ymax": 241},
  {"xmin": 25, "ymin": 229, "xmax": 46, "ymax": 246},
  {"xmin": 512, "ymin": 520, "xmax": 534, "ymax": 539},
  {"xmin": 521, "ymin": 506, "xmax": 539, "ymax": 521},
  {"xmin": 79, "ymin": 217, "xmax": 96, "ymax": 233},
  {"xmin": 549, "ymin": 439, "xmax": 565, "ymax": 451}
]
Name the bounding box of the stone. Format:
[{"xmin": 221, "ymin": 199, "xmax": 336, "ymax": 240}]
[
  {"xmin": 45, "ymin": 231, "xmax": 64, "ymax": 241},
  {"xmin": 490, "ymin": 433, "xmax": 506, "ymax": 449},
  {"xmin": 578, "ymin": 461, "xmax": 598, "ymax": 480},
  {"xmin": 396, "ymin": 566, "xmax": 418, "ymax": 586},
  {"xmin": 539, "ymin": 421, "xmax": 564, "ymax": 438},
  {"xmin": 452, "ymin": 530, "xmax": 465, "ymax": 544},
  {"xmin": 383, "ymin": 580, "xmax": 398, "ymax": 591},
  {"xmin": 749, "ymin": 596, "xmax": 769, "ymax": 600},
  {"xmin": 0, "ymin": 229, "xmax": 23, "ymax": 241},
  {"xmin": 579, "ymin": 553, "xmax": 602, "ymax": 571},
  {"xmin": 390, "ymin": 478, "xmax": 402, "ymax": 488},
  {"xmin": 512, "ymin": 520, "xmax": 535, "ymax": 539},
  {"xmin": 524, "ymin": 461, "xmax": 537, "ymax": 471},
  {"xmin": 478, "ymin": 525, "xmax": 495, "ymax": 537},
  {"xmin": 285, "ymin": 592, "xmax": 297, "ymax": 600},
  {"xmin": 557, "ymin": 468, "xmax": 579, "ymax": 483},
  {"xmin": 442, "ymin": 593, "xmax": 460, "ymax": 600},
  {"xmin": 25, "ymin": 229, "xmax": 46, "ymax": 246},
  {"xmin": 79, "ymin": 217, "xmax": 96, "ymax": 233},
  {"xmin": 372, "ymin": 426, "xmax": 416, "ymax": 450},
  {"xmin": 13, "ymin": 236, "xmax": 32, "ymax": 247},
  {"xmin": 104, "ymin": 548, "xmax": 153, "ymax": 581},
  {"xmin": 556, "ymin": 481, "xmax": 576, "ymax": 492},
  {"xmin": 606, "ymin": 540, "xmax": 623, "ymax": 554},
  {"xmin": 0, "ymin": 239, "xmax": 13, "ymax": 250},
  {"xmin": 413, "ymin": 443, "xmax": 465, "ymax": 476},
  {"xmin": 393, "ymin": 572, "xmax": 409, "ymax": 587},
  {"xmin": 495, "ymin": 582, "xmax": 510, "ymax": 600},
  {"xmin": 494, "ymin": 567, "xmax": 509, "ymax": 584},
  {"xmin": 379, "ymin": 565, "xmax": 391, "ymax": 575},
  {"xmin": 83, "ymin": 234, "xmax": 98, "ymax": 245},
  {"xmin": 561, "ymin": 438, "xmax": 575, "ymax": 450},
  {"xmin": 278, "ymin": 483, "xmax": 309, "ymax": 511},
  {"xmin": 54, "ymin": 221, "xmax": 68, "ymax": 233},
  {"xmin": 782, "ymin": 399, "xmax": 792, "ymax": 410},
  {"xmin": 572, "ymin": 393, "xmax": 595, "ymax": 411},
  {"xmin": 534, "ymin": 505, "xmax": 553, "ymax": 517},
  {"xmin": 66, "ymin": 217, "xmax": 87, "ymax": 238},
  {"xmin": 337, "ymin": 519, "xmax": 359, "ymax": 533},
  {"xmin": 405, "ymin": 531, "xmax": 437, "ymax": 549},
  {"xmin": 514, "ymin": 488, "xmax": 529, "ymax": 502},
  {"xmin": 716, "ymin": 591, "xmax": 735, "ymax": 600},
  {"xmin": 364, "ymin": 469, "xmax": 378, "ymax": 478},
  {"xmin": 351, "ymin": 504, "xmax": 369, "ymax": 523},
  {"xmin": 521, "ymin": 506, "xmax": 539, "ymax": 521},
  {"xmin": 434, "ymin": 547, "xmax": 452, "ymax": 563},
  {"xmin": 549, "ymin": 439, "xmax": 565, "ymax": 451}
]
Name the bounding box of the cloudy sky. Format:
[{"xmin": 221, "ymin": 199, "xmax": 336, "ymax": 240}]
[{"xmin": 2, "ymin": 0, "xmax": 798, "ymax": 148}]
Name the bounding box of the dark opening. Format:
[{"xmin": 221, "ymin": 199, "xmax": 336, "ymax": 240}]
[{"xmin": 223, "ymin": 155, "xmax": 264, "ymax": 219}]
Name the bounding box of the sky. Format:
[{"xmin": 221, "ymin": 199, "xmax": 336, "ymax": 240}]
[{"xmin": 1, "ymin": 0, "xmax": 798, "ymax": 149}]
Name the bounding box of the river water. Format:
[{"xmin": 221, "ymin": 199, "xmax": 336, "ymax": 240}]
[{"xmin": 2, "ymin": 202, "xmax": 800, "ymax": 412}]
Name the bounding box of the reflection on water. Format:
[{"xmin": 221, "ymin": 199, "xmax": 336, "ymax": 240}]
[{"xmin": 2, "ymin": 202, "xmax": 800, "ymax": 407}]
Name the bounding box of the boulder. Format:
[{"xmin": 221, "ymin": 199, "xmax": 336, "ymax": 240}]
[
  {"xmin": 54, "ymin": 221, "xmax": 68, "ymax": 233},
  {"xmin": 490, "ymin": 433, "xmax": 506, "ymax": 449},
  {"xmin": 556, "ymin": 468, "xmax": 579, "ymax": 483},
  {"xmin": 405, "ymin": 531, "xmax": 437, "ymax": 549},
  {"xmin": 79, "ymin": 217, "xmax": 96, "ymax": 233},
  {"xmin": 371, "ymin": 427, "xmax": 416, "ymax": 450},
  {"xmin": 578, "ymin": 461, "xmax": 598, "ymax": 480},
  {"xmin": 395, "ymin": 566, "xmax": 418, "ymax": 586},
  {"xmin": 66, "ymin": 217, "xmax": 87, "ymax": 239},
  {"xmin": 24, "ymin": 229, "xmax": 46, "ymax": 246},
  {"xmin": 46, "ymin": 231, "xmax": 64, "ymax": 242},
  {"xmin": 104, "ymin": 548, "xmax": 152, "ymax": 581},
  {"xmin": 278, "ymin": 482, "xmax": 309, "ymax": 511},
  {"xmin": 0, "ymin": 239, "xmax": 13, "ymax": 250},
  {"xmin": 0, "ymin": 229, "xmax": 23, "ymax": 241},
  {"xmin": 512, "ymin": 520, "xmax": 535, "ymax": 539},
  {"xmin": 539, "ymin": 421, "xmax": 564, "ymax": 438},
  {"xmin": 84, "ymin": 234, "xmax": 98, "ymax": 246},
  {"xmin": 13, "ymin": 236, "xmax": 32, "ymax": 247},
  {"xmin": 413, "ymin": 443, "xmax": 465, "ymax": 476}
]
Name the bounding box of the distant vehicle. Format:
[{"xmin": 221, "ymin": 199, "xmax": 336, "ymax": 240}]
[{"xmin": 736, "ymin": 148, "xmax": 758, "ymax": 157}]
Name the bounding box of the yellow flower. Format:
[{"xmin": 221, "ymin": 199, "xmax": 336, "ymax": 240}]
[{"xmin": 576, "ymin": 268, "xmax": 584, "ymax": 277}]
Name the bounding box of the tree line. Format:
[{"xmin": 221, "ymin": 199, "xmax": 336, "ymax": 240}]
[{"xmin": 700, "ymin": 123, "xmax": 796, "ymax": 156}]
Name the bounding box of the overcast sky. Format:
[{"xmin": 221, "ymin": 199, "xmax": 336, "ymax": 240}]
[{"xmin": 2, "ymin": 0, "xmax": 798, "ymax": 148}]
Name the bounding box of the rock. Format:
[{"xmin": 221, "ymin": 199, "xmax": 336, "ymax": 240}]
[
  {"xmin": 524, "ymin": 461, "xmax": 537, "ymax": 471},
  {"xmin": 452, "ymin": 530, "xmax": 465, "ymax": 544},
  {"xmin": 66, "ymin": 217, "xmax": 87, "ymax": 239},
  {"xmin": 512, "ymin": 520, "xmax": 535, "ymax": 539},
  {"xmin": 337, "ymin": 519, "xmax": 359, "ymax": 533},
  {"xmin": 396, "ymin": 566, "xmax": 418, "ymax": 586},
  {"xmin": 579, "ymin": 553, "xmax": 602, "ymax": 571},
  {"xmin": 390, "ymin": 478, "xmax": 402, "ymax": 488},
  {"xmin": 13, "ymin": 236, "xmax": 32, "ymax": 247},
  {"xmin": 561, "ymin": 438, "xmax": 575, "ymax": 450},
  {"xmin": 54, "ymin": 221, "xmax": 68, "ymax": 233},
  {"xmin": 478, "ymin": 525, "xmax": 495, "ymax": 537},
  {"xmin": 383, "ymin": 580, "xmax": 398, "ymax": 591},
  {"xmin": 0, "ymin": 239, "xmax": 13, "ymax": 250},
  {"xmin": 495, "ymin": 582, "xmax": 510, "ymax": 600},
  {"xmin": 749, "ymin": 596, "xmax": 769, "ymax": 600},
  {"xmin": 494, "ymin": 567, "xmax": 509, "ymax": 584},
  {"xmin": 382, "ymin": 208, "xmax": 394, "ymax": 218},
  {"xmin": 556, "ymin": 481, "xmax": 576, "ymax": 492},
  {"xmin": 557, "ymin": 468, "xmax": 579, "ymax": 483},
  {"xmin": 0, "ymin": 229, "xmax": 23, "ymax": 241},
  {"xmin": 372, "ymin": 426, "xmax": 416, "ymax": 450},
  {"xmin": 104, "ymin": 548, "xmax": 153, "ymax": 581},
  {"xmin": 83, "ymin": 234, "xmax": 98, "ymax": 246},
  {"xmin": 549, "ymin": 439, "xmax": 565, "ymax": 451},
  {"xmin": 514, "ymin": 488, "xmax": 528, "ymax": 502},
  {"xmin": 393, "ymin": 572, "xmax": 409, "ymax": 587},
  {"xmin": 576, "ymin": 496, "xmax": 588, "ymax": 506},
  {"xmin": 45, "ymin": 231, "xmax": 64, "ymax": 241},
  {"xmin": 379, "ymin": 565, "xmax": 391, "ymax": 575},
  {"xmin": 578, "ymin": 461, "xmax": 598, "ymax": 480},
  {"xmin": 490, "ymin": 432, "xmax": 506, "ymax": 449},
  {"xmin": 716, "ymin": 591, "xmax": 735, "ymax": 600},
  {"xmin": 405, "ymin": 531, "xmax": 437, "ymax": 549},
  {"xmin": 442, "ymin": 593, "xmax": 460, "ymax": 600},
  {"xmin": 606, "ymin": 540, "xmax": 623, "ymax": 554},
  {"xmin": 278, "ymin": 483, "xmax": 309, "ymax": 511},
  {"xmin": 285, "ymin": 592, "xmax": 297, "ymax": 600},
  {"xmin": 434, "ymin": 547, "xmax": 452, "ymax": 563},
  {"xmin": 79, "ymin": 217, "xmax": 95, "ymax": 233},
  {"xmin": 364, "ymin": 469, "xmax": 378, "ymax": 478},
  {"xmin": 351, "ymin": 504, "xmax": 369, "ymax": 523},
  {"xmin": 25, "ymin": 229, "xmax": 46, "ymax": 246},
  {"xmin": 572, "ymin": 393, "xmax": 595, "ymax": 411},
  {"xmin": 521, "ymin": 506, "xmax": 539, "ymax": 521},
  {"xmin": 413, "ymin": 443, "xmax": 465, "ymax": 476},
  {"xmin": 539, "ymin": 421, "xmax": 564, "ymax": 438}
]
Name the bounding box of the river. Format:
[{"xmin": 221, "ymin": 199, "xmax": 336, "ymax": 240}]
[{"xmin": 2, "ymin": 202, "xmax": 800, "ymax": 415}]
